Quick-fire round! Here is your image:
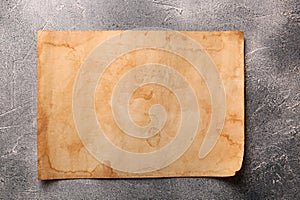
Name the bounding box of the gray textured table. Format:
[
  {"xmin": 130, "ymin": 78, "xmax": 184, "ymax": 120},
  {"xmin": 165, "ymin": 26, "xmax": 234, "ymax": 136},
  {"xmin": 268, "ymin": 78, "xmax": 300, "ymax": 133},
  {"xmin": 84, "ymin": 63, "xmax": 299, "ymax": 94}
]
[{"xmin": 0, "ymin": 0, "xmax": 299, "ymax": 199}]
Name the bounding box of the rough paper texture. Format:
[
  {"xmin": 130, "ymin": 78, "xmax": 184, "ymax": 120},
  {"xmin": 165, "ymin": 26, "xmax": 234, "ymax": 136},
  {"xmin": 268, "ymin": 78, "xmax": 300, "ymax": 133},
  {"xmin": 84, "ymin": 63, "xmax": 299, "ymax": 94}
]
[{"xmin": 37, "ymin": 30, "xmax": 244, "ymax": 180}]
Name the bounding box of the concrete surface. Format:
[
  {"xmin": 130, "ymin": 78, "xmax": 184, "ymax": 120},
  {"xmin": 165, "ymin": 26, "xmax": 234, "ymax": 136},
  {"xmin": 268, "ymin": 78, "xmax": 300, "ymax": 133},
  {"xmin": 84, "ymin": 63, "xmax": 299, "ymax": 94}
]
[{"xmin": 0, "ymin": 0, "xmax": 299, "ymax": 199}]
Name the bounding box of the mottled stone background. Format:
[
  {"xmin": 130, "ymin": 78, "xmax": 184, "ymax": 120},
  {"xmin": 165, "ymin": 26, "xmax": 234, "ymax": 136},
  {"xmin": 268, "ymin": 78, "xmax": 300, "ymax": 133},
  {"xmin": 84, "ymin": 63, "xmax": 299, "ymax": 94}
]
[{"xmin": 0, "ymin": 0, "xmax": 299, "ymax": 199}]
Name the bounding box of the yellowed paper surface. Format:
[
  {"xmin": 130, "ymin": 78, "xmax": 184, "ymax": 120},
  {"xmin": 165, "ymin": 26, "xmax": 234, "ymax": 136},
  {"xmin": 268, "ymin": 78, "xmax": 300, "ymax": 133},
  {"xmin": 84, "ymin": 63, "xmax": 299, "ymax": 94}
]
[{"xmin": 38, "ymin": 30, "xmax": 244, "ymax": 180}]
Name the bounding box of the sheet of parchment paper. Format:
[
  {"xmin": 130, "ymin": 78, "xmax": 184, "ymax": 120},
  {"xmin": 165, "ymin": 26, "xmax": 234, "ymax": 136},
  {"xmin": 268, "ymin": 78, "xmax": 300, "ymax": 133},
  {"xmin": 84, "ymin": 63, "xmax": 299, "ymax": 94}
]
[{"xmin": 37, "ymin": 30, "xmax": 244, "ymax": 180}]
